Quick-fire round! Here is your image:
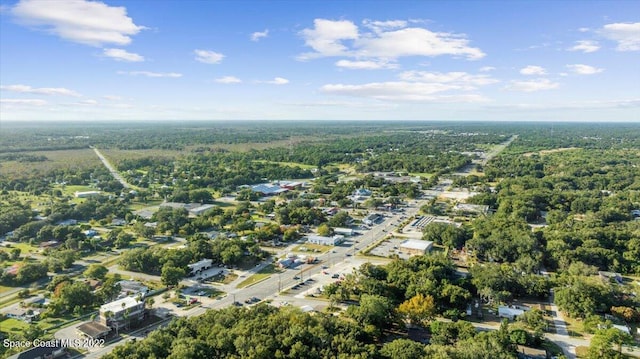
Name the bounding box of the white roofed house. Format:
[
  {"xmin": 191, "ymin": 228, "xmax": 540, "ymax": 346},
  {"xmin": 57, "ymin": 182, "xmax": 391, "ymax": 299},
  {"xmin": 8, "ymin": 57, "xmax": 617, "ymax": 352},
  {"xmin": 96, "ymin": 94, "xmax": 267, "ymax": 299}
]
[{"xmin": 117, "ymin": 280, "xmax": 149, "ymax": 298}]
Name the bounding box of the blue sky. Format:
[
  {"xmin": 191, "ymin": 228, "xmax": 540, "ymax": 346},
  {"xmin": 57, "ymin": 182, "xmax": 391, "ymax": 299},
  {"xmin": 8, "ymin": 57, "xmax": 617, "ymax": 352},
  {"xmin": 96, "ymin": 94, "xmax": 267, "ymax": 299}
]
[{"xmin": 0, "ymin": 0, "xmax": 638, "ymax": 122}]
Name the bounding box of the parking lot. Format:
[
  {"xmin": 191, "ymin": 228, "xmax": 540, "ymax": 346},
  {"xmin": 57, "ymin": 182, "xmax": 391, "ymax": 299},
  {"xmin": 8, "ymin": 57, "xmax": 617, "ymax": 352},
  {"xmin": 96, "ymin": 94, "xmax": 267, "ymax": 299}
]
[{"xmin": 368, "ymin": 237, "xmax": 415, "ymax": 260}]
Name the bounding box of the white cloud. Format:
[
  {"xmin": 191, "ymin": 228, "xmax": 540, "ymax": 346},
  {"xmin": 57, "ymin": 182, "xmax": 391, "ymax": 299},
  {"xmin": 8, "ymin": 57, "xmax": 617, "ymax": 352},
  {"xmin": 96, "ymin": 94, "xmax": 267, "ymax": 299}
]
[
  {"xmin": 0, "ymin": 84, "xmax": 81, "ymax": 96},
  {"xmin": 566, "ymin": 64, "xmax": 604, "ymax": 75},
  {"xmin": 0, "ymin": 98, "xmax": 48, "ymax": 106},
  {"xmin": 335, "ymin": 59, "xmax": 398, "ymax": 70},
  {"xmin": 398, "ymin": 71, "xmax": 499, "ymax": 88},
  {"xmin": 251, "ymin": 29, "xmax": 268, "ymax": 41},
  {"xmin": 103, "ymin": 95, "xmax": 122, "ymax": 101},
  {"xmin": 578, "ymin": 27, "xmax": 590, "ymax": 33},
  {"xmin": 215, "ymin": 76, "xmax": 242, "ymax": 84},
  {"xmin": 11, "ymin": 0, "xmax": 144, "ymax": 46},
  {"xmin": 520, "ymin": 65, "xmax": 547, "ymax": 75},
  {"xmin": 601, "ymin": 22, "xmax": 640, "ymax": 51},
  {"xmin": 265, "ymin": 77, "xmax": 289, "ymax": 85},
  {"xmin": 321, "ymin": 82, "xmax": 488, "ymax": 102},
  {"xmin": 299, "ymin": 18, "xmax": 484, "ymax": 62},
  {"xmin": 362, "ymin": 19, "xmax": 407, "ymax": 33},
  {"xmin": 118, "ymin": 71, "xmax": 182, "ymax": 78},
  {"xmin": 77, "ymin": 99, "xmax": 98, "ymax": 105},
  {"xmin": 356, "ymin": 27, "xmax": 485, "ymax": 60},
  {"xmin": 479, "ymin": 66, "xmax": 496, "ymax": 72},
  {"xmin": 299, "ymin": 19, "xmax": 359, "ymax": 59},
  {"xmin": 103, "ymin": 48, "xmax": 144, "ymax": 62},
  {"xmin": 568, "ymin": 40, "xmax": 600, "ymax": 53},
  {"xmin": 505, "ymin": 78, "xmax": 559, "ymax": 92},
  {"xmin": 320, "ymin": 70, "xmax": 495, "ymax": 102},
  {"xmin": 194, "ymin": 49, "xmax": 224, "ymax": 64}
]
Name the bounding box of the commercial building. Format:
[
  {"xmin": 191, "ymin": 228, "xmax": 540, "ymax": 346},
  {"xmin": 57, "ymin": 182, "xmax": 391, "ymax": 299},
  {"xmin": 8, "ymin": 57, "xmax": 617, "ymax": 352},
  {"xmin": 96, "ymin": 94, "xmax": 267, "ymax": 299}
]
[
  {"xmin": 77, "ymin": 321, "xmax": 111, "ymax": 340},
  {"xmin": 99, "ymin": 296, "xmax": 145, "ymax": 330},
  {"xmin": 333, "ymin": 227, "xmax": 355, "ymax": 236},
  {"xmin": 188, "ymin": 258, "xmax": 213, "ymax": 275},
  {"xmin": 363, "ymin": 213, "xmax": 382, "ymax": 226},
  {"xmin": 75, "ymin": 191, "xmax": 101, "ymax": 198},
  {"xmin": 307, "ymin": 235, "xmax": 345, "ymax": 246},
  {"xmin": 250, "ymin": 183, "xmax": 288, "ymax": 196},
  {"xmin": 399, "ymin": 239, "xmax": 433, "ymax": 256}
]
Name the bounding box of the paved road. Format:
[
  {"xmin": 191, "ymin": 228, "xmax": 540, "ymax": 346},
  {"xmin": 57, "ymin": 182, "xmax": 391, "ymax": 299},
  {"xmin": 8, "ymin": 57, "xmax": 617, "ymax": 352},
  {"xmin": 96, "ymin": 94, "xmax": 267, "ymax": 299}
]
[
  {"xmin": 91, "ymin": 147, "xmax": 132, "ymax": 189},
  {"xmin": 548, "ymin": 291, "xmax": 575, "ymax": 358}
]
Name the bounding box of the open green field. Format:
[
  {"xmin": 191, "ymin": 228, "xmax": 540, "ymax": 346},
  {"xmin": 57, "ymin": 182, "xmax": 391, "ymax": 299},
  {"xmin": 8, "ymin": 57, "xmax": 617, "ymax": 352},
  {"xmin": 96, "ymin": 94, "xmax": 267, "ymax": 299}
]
[
  {"xmin": 0, "ymin": 318, "xmax": 30, "ymax": 333},
  {"xmin": 1, "ymin": 241, "xmax": 39, "ymax": 254},
  {"xmin": 52, "ymin": 184, "xmax": 97, "ymax": 197},
  {"xmin": 0, "ymin": 149, "xmax": 101, "ymax": 178}
]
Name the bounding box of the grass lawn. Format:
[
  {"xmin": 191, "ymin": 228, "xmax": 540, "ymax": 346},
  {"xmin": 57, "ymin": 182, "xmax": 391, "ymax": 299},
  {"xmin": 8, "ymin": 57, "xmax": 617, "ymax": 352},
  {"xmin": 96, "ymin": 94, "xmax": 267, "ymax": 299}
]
[
  {"xmin": 562, "ymin": 315, "xmax": 586, "ymax": 338},
  {"xmin": 0, "ymin": 318, "xmax": 30, "ymax": 333},
  {"xmin": 575, "ymin": 346, "xmax": 589, "ymax": 358},
  {"xmin": 128, "ymin": 200, "xmax": 163, "ymax": 210},
  {"xmin": 208, "ymin": 272, "xmax": 238, "ymax": 285},
  {"xmin": 0, "ymin": 284, "xmax": 14, "ymax": 294},
  {"xmin": 236, "ymin": 264, "xmax": 280, "ymax": 289},
  {"xmin": 55, "ymin": 184, "xmax": 96, "ymax": 197},
  {"xmin": 541, "ymin": 339, "xmax": 565, "ymax": 357},
  {"xmin": 292, "ymin": 243, "xmax": 330, "ymax": 253},
  {"xmin": 2, "ymin": 241, "xmax": 39, "ymax": 254}
]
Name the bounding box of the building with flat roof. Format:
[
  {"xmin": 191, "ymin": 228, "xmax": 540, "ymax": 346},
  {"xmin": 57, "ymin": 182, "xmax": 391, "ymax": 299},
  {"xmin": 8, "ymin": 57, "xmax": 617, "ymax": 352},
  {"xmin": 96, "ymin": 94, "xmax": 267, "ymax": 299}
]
[
  {"xmin": 250, "ymin": 183, "xmax": 288, "ymax": 196},
  {"xmin": 77, "ymin": 321, "xmax": 111, "ymax": 339},
  {"xmin": 307, "ymin": 235, "xmax": 345, "ymax": 246},
  {"xmin": 363, "ymin": 213, "xmax": 382, "ymax": 226},
  {"xmin": 99, "ymin": 296, "xmax": 145, "ymax": 331},
  {"xmin": 118, "ymin": 280, "xmax": 149, "ymax": 298},
  {"xmin": 333, "ymin": 227, "xmax": 355, "ymax": 236},
  {"xmin": 75, "ymin": 191, "xmax": 101, "ymax": 198},
  {"xmin": 399, "ymin": 239, "xmax": 433, "ymax": 256},
  {"xmin": 188, "ymin": 258, "xmax": 213, "ymax": 275},
  {"xmin": 189, "ymin": 204, "xmax": 216, "ymax": 216}
]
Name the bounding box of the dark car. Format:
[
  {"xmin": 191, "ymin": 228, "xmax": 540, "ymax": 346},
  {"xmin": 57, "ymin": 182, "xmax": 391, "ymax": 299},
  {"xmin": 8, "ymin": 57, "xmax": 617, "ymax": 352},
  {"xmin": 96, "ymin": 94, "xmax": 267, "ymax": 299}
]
[{"xmin": 233, "ymin": 301, "xmax": 243, "ymax": 306}]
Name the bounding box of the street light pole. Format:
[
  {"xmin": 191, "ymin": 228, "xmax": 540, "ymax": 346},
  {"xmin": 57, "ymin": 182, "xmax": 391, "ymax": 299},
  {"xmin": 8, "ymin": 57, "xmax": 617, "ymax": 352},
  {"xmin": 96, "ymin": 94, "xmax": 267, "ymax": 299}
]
[{"xmin": 278, "ymin": 272, "xmax": 281, "ymax": 293}]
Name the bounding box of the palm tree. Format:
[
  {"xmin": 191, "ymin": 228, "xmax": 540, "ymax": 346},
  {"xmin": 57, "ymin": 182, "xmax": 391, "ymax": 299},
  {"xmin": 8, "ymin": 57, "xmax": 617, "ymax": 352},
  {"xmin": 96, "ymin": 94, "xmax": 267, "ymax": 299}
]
[{"xmin": 146, "ymin": 297, "xmax": 155, "ymax": 310}]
